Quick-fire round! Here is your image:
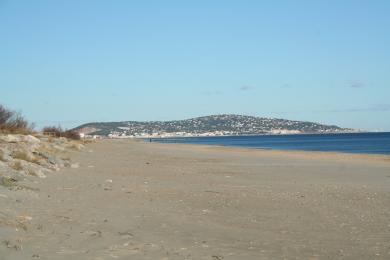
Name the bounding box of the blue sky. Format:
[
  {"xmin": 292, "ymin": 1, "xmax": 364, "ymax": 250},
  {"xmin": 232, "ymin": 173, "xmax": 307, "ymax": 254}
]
[{"xmin": 1, "ymin": 0, "xmax": 389, "ymax": 131}]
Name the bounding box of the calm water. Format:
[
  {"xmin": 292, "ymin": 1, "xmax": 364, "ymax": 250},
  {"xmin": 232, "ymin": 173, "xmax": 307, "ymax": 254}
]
[{"xmin": 151, "ymin": 132, "xmax": 390, "ymax": 155}]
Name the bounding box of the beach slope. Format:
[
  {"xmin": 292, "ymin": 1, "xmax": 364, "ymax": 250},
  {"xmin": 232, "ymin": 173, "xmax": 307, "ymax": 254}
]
[{"xmin": 1, "ymin": 140, "xmax": 389, "ymax": 259}]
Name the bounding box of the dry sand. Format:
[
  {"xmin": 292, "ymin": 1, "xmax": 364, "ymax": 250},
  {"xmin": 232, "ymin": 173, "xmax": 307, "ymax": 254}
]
[{"xmin": 1, "ymin": 139, "xmax": 390, "ymax": 259}]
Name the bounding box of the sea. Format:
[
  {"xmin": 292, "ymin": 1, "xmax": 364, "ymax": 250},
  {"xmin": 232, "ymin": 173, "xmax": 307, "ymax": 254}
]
[{"xmin": 151, "ymin": 132, "xmax": 390, "ymax": 155}]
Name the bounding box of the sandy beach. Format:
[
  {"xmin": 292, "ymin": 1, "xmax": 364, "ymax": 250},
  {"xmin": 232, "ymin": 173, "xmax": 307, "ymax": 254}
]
[{"xmin": 1, "ymin": 139, "xmax": 390, "ymax": 259}]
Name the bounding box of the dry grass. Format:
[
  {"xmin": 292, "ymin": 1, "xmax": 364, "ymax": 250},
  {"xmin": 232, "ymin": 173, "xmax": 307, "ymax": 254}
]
[
  {"xmin": 12, "ymin": 150, "xmax": 39, "ymax": 164},
  {"xmin": 0, "ymin": 176, "xmax": 18, "ymax": 188},
  {"xmin": 68, "ymin": 142, "xmax": 84, "ymax": 150},
  {"xmin": 60, "ymin": 155, "xmax": 71, "ymax": 161},
  {"xmin": 0, "ymin": 176, "xmax": 39, "ymax": 191},
  {"xmin": 0, "ymin": 218, "xmax": 28, "ymax": 231},
  {"xmin": 81, "ymin": 139, "xmax": 95, "ymax": 144},
  {"xmin": 36, "ymin": 144, "xmax": 59, "ymax": 156},
  {"xmin": 10, "ymin": 160, "xmax": 24, "ymax": 171},
  {"xmin": 0, "ymin": 150, "xmax": 7, "ymax": 162}
]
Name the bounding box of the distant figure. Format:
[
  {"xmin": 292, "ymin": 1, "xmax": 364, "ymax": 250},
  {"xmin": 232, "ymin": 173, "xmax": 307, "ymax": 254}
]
[{"xmin": 149, "ymin": 138, "xmax": 152, "ymax": 143}]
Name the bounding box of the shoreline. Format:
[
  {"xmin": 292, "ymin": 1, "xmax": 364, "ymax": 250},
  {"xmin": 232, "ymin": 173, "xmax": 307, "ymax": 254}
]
[
  {"xmin": 109, "ymin": 130, "xmax": 387, "ymax": 141},
  {"xmin": 148, "ymin": 140, "xmax": 390, "ymax": 165},
  {"xmin": 144, "ymin": 130, "xmax": 387, "ymax": 138},
  {"xmin": 147, "ymin": 131, "xmax": 390, "ymax": 158}
]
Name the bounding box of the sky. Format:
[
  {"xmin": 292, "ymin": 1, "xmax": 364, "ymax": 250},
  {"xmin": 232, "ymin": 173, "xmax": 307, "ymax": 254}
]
[{"xmin": 1, "ymin": 0, "xmax": 389, "ymax": 131}]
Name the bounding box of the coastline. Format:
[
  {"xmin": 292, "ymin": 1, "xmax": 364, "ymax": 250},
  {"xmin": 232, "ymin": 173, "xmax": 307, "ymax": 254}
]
[
  {"xmin": 150, "ymin": 140, "xmax": 390, "ymax": 165},
  {"xmin": 148, "ymin": 131, "xmax": 390, "ymax": 159},
  {"xmin": 1, "ymin": 139, "xmax": 390, "ymax": 259}
]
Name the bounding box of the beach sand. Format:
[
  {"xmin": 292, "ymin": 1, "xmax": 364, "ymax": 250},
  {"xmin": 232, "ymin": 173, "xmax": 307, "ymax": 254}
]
[{"xmin": 1, "ymin": 139, "xmax": 390, "ymax": 259}]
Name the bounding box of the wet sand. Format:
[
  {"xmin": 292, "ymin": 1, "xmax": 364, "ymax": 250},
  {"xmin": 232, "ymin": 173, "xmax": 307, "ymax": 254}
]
[{"xmin": 1, "ymin": 139, "xmax": 390, "ymax": 259}]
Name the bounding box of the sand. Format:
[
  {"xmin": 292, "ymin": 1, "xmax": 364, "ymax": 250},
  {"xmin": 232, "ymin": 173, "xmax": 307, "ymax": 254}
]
[{"xmin": 1, "ymin": 139, "xmax": 390, "ymax": 259}]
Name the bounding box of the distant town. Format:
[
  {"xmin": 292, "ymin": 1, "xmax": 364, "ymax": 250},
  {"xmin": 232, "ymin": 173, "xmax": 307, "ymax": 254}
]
[{"xmin": 74, "ymin": 114, "xmax": 357, "ymax": 139}]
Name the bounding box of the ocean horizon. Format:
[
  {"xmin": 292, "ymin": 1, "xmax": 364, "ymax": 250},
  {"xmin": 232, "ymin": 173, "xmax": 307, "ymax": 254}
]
[{"xmin": 151, "ymin": 132, "xmax": 390, "ymax": 155}]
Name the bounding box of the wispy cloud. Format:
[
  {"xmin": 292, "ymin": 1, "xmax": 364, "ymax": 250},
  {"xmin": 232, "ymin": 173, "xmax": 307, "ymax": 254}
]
[
  {"xmin": 349, "ymin": 80, "xmax": 365, "ymax": 88},
  {"xmin": 373, "ymin": 104, "xmax": 390, "ymax": 111},
  {"xmin": 239, "ymin": 85, "xmax": 253, "ymax": 91}
]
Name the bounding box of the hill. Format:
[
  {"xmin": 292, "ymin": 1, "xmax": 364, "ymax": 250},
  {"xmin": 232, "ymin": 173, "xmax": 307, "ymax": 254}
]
[{"xmin": 73, "ymin": 114, "xmax": 355, "ymax": 137}]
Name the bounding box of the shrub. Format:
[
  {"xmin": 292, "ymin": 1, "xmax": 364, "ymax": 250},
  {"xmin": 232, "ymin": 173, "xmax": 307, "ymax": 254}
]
[
  {"xmin": 63, "ymin": 130, "xmax": 80, "ymax": 140},
  {"xmin": 42, "ymin": 126, "xmax": 62, "ymax": 137},
  {"xmin": 0, "ymin": 104, "xmax": 33, "ymax": 134},
  {"xmin": 42, "ymin": 126, "xmax": 80, "ymax": 140}
]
